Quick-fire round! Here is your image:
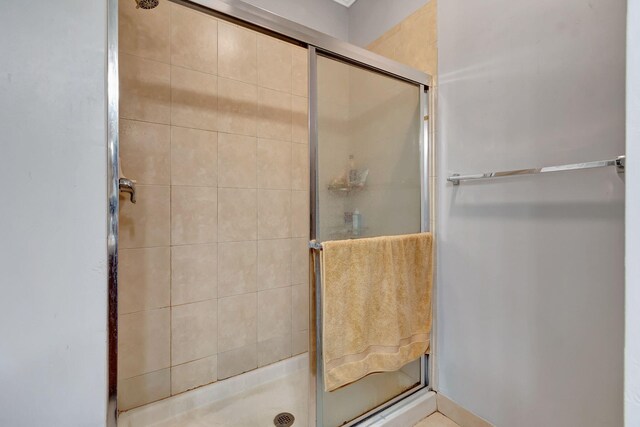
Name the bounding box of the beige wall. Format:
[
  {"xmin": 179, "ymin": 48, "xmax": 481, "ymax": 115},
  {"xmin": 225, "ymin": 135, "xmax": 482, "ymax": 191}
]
[
  {"xmin": 367, "ymin": 0, "xmax": 437, "ymax": 78},
  {"xmin": 117, "ymin": 0, "xmax": 309, "ymax": 411}
]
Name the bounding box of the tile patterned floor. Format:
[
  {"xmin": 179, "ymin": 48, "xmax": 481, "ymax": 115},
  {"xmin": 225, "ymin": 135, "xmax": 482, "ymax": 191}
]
[{"xmin": 415, "ymin": 412, "xmax": 462, "ymax": 427}]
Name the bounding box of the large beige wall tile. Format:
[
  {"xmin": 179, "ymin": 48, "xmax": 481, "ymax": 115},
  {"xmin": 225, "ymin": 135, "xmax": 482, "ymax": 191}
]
[
  {"xmin": 257, "ymin": 88, "xmax": 292, "ymax": 141},
  {"xmin": 171, "ymin": 244, "xmax": 217, "ymax": 305},
  {"xmin": 120, "ymin": 119, "xmax": 170, "ymax": 185},
  {"xmin": 218, "ymin": 241, "xmax": 257, "ymax": 297},
  {"xmin": 119, "ymin": 247, "xmax": 170, "ymax": 314},
  {"xmin": 170, "ymin": 4, "xmax": 217, "ymax": 74},
  {"xmin": 257, "ymin": 287, "xmax": 291, "ymax": 341},
  {"xmin": 258, "ymin": 190, "xmax": 291, "ymax": 239},
  {"xmin": 118, "ymin": 308, "xmax": 170, "ymax": 379},
  {"xmin": 291, "ymin": 237, "xmax": 309, "ymax": 285},
  {"xmin": 171, "ymin": 126, "xmax": 217, "ymax": 187},
  {"xmin": 120, "ymin": 53, "xmax": 170, "ymax": 124},
  {"xmin": 257, "ymin": 138, "xmax": 291, "ymax": 189},
  {"xmin": 217, "ymin": 133, "xmax": 257, "ymax": 188},
  {"xmin": 171, "ymin": 355, "xmax": 217, "ymax": 395},
  {"xmin": 171, "ymin": 66, "xmax": 217, "ymax": 131},
  {"xmin": 366, "ymin": 1, "xmax": 438, "ymax": 77},
  {"xmin": 171, "ymin": 299, "xmax": 217, "ymax": 365},
  {"xmin": 258, "ymin": 334, "xmax": 291, "ymax": 367},
  {"xmin": 217, "ymin": 344, "xmax": 257, "ymax": 380},
  {"xmin": 119, "ymin": 0, "xmax": 170, "ymax": 62},
  {"xmin": 292, "ymin": 330, "xmax": 308, "ymax": 356},
  {"xmin": 257, "ymin": 35, "xmax": 291, "ymax": 93},
  {"xmin": 119, "ymin": 185, "xmax": 170, "ymax": 249},
  {"xmin": 217, "ymin": 77, "xmax": 258, "ymax": 136},
  {"xmin": 291, "ymin": 96, "xmax": 309, "ymax": 144},
  {"xmin": 218, "ymin": 188, "xmax": 257, "ymax": 241},
  {"xmin": 291, "ymin": 143, "xmax": 309, "ymax": 190},
  {"xmin": 118, "ymin": 369, "xmax": 170, "ymax": 411},
  {"xmin": 171, "ymin": 186, "xmax": 217, "ymax": 245},
  {"xmin": 257, "ymin": 239, "xmax": 291, "ymax": 290},
  {"xmin": 218, "ymin": 22, "xmax": 257, "ymax": 84},
  {"xmin": 291, "ymin": 190, "xmax": 309, "ymax": 238},
  {"xmin": 368, "ymin": 35, "xmax": 398, "ymax": 65},
  {"xmin": 291, "ymin": 46, "xmax": 308, "ymax": 97},
  {"xmin": 291, "ymin": 283, "xmax": 309, "ymax": 332},
  {"xmin": 402, "ymin": 1, "xmax": 437, "ymax": 46},
  {"xmin": 217, "ymin": 293, "xmax": 257, "ymax": 353}
]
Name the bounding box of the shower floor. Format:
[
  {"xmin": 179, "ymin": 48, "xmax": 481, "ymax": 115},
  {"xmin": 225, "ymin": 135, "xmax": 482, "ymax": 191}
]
[
  {"xmin": 118, "ymin": 355, "xmax": 309, "ymax": 427},
  {"xmin": 118, "ymin": 353, "xmax": 419, "ymax": 427}
]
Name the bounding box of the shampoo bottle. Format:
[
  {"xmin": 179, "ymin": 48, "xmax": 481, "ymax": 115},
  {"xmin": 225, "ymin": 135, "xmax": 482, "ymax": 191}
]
[{"xmin": 352, "ymin": 209, "xmax": 361, "ymax": 236}]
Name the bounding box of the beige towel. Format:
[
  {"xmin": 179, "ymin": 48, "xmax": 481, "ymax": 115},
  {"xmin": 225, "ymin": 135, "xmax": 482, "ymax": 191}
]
[{"xmin": 321, "ymin": 232, "xmax": 433, "ymax": 392}]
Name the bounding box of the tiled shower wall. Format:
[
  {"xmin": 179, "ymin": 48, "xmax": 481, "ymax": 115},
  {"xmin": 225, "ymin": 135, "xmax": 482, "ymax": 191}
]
[
  {"xmin": 117, "ymin": 0, "xmax": 310, "ymax": 411},
  {"xmin": 367, "ymin": 0, "xmax": 437, "ymax": 78}
]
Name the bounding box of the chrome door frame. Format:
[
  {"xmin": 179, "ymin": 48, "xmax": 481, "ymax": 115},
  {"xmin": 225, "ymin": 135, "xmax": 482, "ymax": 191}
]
[
  {"xmin": 308, "ymin": 49, "xmax": 433, "ymax": 427},
  {"xmin": 106, "ymin": 0, "xmax": 119, "ymax": 425},
  {"xmin": 106, "ymin": 1, "xmax": 434, "ymax": 426}
]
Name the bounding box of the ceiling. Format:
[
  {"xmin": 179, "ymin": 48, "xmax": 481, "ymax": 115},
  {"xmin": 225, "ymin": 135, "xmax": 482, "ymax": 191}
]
[{"xmin": 332, "ymin": 0, "xmax": 358, "ymax": 7}]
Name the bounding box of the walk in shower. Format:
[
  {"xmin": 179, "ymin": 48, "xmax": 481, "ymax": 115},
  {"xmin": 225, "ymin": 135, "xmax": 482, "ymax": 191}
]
[{"xmin": 107, "ymin": 0, "xmax": 433, "ymax": 426}]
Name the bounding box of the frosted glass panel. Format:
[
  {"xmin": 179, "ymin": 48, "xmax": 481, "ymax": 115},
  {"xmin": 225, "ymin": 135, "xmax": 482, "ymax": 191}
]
[
  {"xmin": 316, "ymin": 55, "xmax": 423, "ymax": 426},
  {"xmin": 317, "ymin": 55, "xmax": 422, "ymax": 243}
]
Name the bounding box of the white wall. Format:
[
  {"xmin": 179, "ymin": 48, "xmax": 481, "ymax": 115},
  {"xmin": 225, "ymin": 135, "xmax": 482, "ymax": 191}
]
[
  {"xmin": 0, "ymin": 1, "xmax": 108, "ymax": 426},
  {"xmin": 241, "ymin": 0, "xmax": 349, "ymax": 40},
  {"xmin": 437, "ymin": 1, "xmax": 625, "ymax": 426},
  {"xmin": 626, "ymin": 1, "xmax": 640, "ymax": 425},
  {"xmin": 348, "ymin": 0, "xmax": 430, "ymax": 46}
]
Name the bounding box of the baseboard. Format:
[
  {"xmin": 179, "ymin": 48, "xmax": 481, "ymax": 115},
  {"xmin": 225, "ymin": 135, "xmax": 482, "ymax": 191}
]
[{"xmin": 436, "ymin": 393, "xmax": 494, "ymax": 427}]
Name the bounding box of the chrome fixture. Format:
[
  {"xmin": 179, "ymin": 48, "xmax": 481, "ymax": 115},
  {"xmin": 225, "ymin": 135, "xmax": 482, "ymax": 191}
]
[
  {"xmin": 308, "ymin": 240, "xmax": 323, "ymax": 250},
  {"xmin": 135, "ymin": 0, "xmax": 159, "ymax": 9},
  {"xmin": 448, "ymin": 155, "xmax": 626, "ymax": 185},
  {"xmin": 119, "ymin": 177, "xmax": 137, "ymax": 203}
]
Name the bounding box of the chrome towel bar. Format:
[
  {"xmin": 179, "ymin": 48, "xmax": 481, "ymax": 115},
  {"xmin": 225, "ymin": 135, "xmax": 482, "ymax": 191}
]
[{"xmin": 448, "ymin": 155, "xmax": 625, "ymax": 185}]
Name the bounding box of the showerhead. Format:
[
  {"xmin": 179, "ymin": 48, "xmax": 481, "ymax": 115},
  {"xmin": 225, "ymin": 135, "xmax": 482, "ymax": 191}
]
[{"xmin": 135, "ymin": 0, "xmax": 159, "ymax": 9}]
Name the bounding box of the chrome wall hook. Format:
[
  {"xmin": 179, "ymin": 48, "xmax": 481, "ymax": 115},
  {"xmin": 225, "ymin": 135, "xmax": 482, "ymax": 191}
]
[{"xmin": 119, "ymin": 177, "xmax": 137, "ymax": 203}]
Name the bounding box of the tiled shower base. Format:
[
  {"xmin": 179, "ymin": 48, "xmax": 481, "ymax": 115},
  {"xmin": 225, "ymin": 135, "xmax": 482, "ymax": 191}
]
[
  {"xmin": 118, "ymin": 354, "xmax": 309, "ymax": 427},
  {"xmin": 118, "ymin": 353, "xmax": 420, "ymax": 427}
]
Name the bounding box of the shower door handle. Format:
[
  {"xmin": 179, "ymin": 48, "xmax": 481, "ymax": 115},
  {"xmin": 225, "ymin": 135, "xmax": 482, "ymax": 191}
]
[{"xmin": 119, "ymin": 177, "xmax": 137, "ymax": 203}]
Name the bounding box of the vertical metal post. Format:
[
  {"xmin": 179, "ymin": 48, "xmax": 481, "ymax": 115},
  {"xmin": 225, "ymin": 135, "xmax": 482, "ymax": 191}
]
[
  {"xmin": 418, "ymin": 85, "xmax": 429, "ymax": 389},
  {"xmin": 427, "ymin": 85, "xmax": 438, "ymax": 391},
  {"xmin": 308, "ymin": 45, "xmax": 323, "ymax": 427},
  {"xmin": 106, "ymin": 0, "xmax": 120, "ymax": 424}
]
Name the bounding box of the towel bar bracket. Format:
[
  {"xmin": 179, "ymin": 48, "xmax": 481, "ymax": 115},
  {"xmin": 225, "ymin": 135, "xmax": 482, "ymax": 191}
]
[
  {"xmin": 309, "ymin": 241, "xmax": 323, "ymax": 250},
  {"xmin": 616, "ymin": 155, "xmax": 626, "ymax": 174}
]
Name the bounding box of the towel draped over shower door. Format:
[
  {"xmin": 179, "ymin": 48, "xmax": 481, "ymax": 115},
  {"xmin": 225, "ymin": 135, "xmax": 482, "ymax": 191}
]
[{"xmin": 319, "ymin": 232, "xmax": 433, "ymax": 392}]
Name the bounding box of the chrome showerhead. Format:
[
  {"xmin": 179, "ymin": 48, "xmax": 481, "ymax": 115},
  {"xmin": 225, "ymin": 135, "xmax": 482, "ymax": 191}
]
[{"xmin": 135, "ymin": 0, "xmax": 159, "ymax": 9}]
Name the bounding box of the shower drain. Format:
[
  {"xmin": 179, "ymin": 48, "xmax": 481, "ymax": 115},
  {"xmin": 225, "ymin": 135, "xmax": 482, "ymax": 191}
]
[{"xmin": 273, "ymin": 412, "xmax": 295, "ymax": 427}]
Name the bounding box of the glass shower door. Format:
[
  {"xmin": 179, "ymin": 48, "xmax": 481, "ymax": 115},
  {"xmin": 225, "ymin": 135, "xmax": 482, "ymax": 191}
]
[{"xmin": 313, "ymin": 53, "xmax": 426, "ymax": 426}]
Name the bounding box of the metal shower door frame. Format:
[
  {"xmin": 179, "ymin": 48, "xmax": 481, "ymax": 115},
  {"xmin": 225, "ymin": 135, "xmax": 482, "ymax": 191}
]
[
  {"xmin": 308, "ymin": 47, "xmax": 433, "ymax": 427},
  {"xmin": 106, "ymin": 1, "xmax": 434, "ymax": 426}
]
